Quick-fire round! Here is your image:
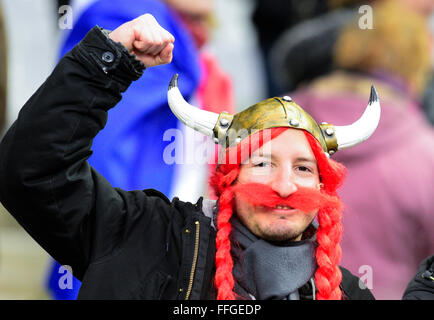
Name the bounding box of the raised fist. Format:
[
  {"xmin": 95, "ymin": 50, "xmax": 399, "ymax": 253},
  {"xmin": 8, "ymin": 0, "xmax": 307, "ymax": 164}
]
[{"xmin": 109, "ymin": 13, "xmax": 175, "ymax": 67}]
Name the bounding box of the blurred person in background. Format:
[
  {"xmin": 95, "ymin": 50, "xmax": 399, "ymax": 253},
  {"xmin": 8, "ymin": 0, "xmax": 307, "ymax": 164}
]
[
  {"xmin": 423, "ymin": 74, "xmax": 434, "ymax": 125},
  {"xmin": 250, "ymin": 0, "xmax": 372, "ymax": 98},
  {"xmin": 251, "ymin": 0, "xmax": 329, "ymax": 98},
  {"xmin": 270, "ymin": 0, "xmax": 434, "ymax": 299},
  {"xmin": 422, "ymin": 12, "xmax": 434, "ymax": 125},
  {"xmin": 46, "ymin": 0, "xmax": 234, "ymax": 299}
]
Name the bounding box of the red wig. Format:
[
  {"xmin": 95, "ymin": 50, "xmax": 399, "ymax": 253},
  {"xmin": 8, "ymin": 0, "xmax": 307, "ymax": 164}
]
[{"xmin": 209, "ymin": 127, "xmax": 347, "ymax": 300}]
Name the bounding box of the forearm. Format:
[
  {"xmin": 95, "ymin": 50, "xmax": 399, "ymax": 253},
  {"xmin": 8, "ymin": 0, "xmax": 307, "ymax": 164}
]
[
  {"xmin": 3, "ymin": 27, "xmax": 143, "ymax": 173},
  {"xmin": 0, "ymin": 26, "xmax": 145, "ymax": 273}
]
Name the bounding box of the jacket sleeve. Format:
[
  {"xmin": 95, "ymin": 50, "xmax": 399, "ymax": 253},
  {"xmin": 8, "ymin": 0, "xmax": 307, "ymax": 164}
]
[
  {"xmin": 402, "ymin": 255, "xmax": 434, "ymax": 300},
  {"xmin": 0, "ymin": 26, "xmax": 161, "ymax": 280}
]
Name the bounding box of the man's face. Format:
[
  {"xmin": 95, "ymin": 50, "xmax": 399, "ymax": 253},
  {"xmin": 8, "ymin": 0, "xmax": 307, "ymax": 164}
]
[{"xmin": 234, "ymin": 129, "xmax": 320, "ymax": 242}]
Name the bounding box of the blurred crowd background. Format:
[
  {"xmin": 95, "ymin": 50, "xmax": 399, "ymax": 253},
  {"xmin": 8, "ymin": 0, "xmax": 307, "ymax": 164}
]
[{"xmin": 0, "ymin": 0, "xmax": 433, "ymax": 300}]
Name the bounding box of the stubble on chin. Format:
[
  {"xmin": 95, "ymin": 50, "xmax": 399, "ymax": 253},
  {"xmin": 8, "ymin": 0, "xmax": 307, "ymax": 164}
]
[
  {"xmin": 255, "ymin": 219, "xmax": 304, "ymax": 242},
  {"xmin": 242, "ymin": 211, "xmax": 316, "ymax": 242}
]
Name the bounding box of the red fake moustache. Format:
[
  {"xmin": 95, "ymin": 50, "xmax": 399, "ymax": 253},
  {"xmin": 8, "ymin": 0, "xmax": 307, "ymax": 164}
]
[{"xmin": 232, "ymin": 182, "xmax": 343, "ymax": 213}]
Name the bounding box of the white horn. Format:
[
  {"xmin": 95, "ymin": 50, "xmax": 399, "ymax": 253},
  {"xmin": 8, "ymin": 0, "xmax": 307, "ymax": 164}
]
[
  {"xmin": 167, "ymin": 74, "xmax": 219, "ymax": 137},
  {"xmin": 335, "ymin": 85, "xmax": 381, "ymax": 150}
]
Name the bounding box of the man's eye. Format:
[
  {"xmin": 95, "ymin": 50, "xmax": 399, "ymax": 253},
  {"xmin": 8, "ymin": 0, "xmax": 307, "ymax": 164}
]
[
  {"xmin": 254, "ymin": 162, "xmax": 271, "ymax": 168},
  {"xmin": 297, "ymin": 166, "xmax": 312, "ymax": 173}
]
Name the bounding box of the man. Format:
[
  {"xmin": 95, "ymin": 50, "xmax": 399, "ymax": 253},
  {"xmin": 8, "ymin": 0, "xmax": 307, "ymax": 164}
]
[
  {"xmin": 48, "ymin": 0, "xmax": 234, "ymax": 300},
  {"xmin": 0, "ymin": 14, "xmax": 377, "ymax": 299}
]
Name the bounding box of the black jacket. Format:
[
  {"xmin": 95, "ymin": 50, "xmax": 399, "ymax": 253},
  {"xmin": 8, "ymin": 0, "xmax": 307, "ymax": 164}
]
[
  {"xmin": 0, "ymin": 27, "xmax": 374, "ymax": 300},
  {"xmin": 402, "ymin": 255, "xmax": 434, "ymax": 300}
]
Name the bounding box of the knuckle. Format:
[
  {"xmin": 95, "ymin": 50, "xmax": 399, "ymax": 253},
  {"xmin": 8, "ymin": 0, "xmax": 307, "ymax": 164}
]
[
  {"xmin": 132, "ymin": 19, "xmax": 145, "ymax": 33},
  {"xmin": 161, "ymin": 34, "xmax": 171, "ymax": 42},
  {"xmin": 142, "ymin": 13, "xmax": 152, "ymax": 19},
  {"xmin": 131, "ymin": 23, "xmax": 141, "ymax": 34},
  {"xmin": 142, "ymin": 13, "xmax": 156, "ymax": 23}
]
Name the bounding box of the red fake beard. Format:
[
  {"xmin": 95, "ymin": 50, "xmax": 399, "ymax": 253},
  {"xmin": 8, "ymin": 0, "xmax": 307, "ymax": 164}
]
[{"xmin": 232, "ymin": 182, "xmax": 343, "ymax": 214}]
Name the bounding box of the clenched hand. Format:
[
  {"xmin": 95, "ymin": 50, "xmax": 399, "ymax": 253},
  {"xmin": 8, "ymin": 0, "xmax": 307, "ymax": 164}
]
[{"xmin": 109, "ymin": 14, "xmax": 175, "ymax": 67}]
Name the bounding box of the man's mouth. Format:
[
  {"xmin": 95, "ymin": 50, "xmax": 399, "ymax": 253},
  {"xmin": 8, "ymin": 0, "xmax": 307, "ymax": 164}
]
[
  {"xmin": 262, "ymin": 204, "xmax": 297, "ymax": 214},
  {"xmin": 274, "ymin": 204, "xmax": 294, "ymax": 210}
]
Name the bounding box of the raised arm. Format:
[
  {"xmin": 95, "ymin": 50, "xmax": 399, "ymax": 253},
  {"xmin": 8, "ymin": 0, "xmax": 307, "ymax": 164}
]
[{"xmin": 0, "ymin": 14, "xmax": 174, "ymax": 279}]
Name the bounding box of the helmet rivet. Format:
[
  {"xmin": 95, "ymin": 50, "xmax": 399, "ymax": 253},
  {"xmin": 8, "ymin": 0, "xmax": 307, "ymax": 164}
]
[
  {"xmin": 282, "ymin": 96, "xmax": 292, "ymax": 102},
  {"xmin": 235, "ymin": 137, "xmax": 242, "ymax": 144},
  {"xmin": 325, "ymin": 128, "xmax": 334, "ymax": 136},
  {"xmin": 289, "ymin": 119, "xmax": 299, "ymax": 126},
  {"xmin": 220, "ymin": 118, "xmax": 229, "ymax": 127},
  {"xmin": 329, "ymin": 149, "xmax": 335, "ymax": 155},
  {"xmin": 213, "ymin": 137, "xmax": 219, "ymax": 144}
]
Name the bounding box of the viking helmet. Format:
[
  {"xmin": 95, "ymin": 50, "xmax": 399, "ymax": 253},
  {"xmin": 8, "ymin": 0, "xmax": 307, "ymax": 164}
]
[{"xmin": 167, "ymin": 74, "xmax": 380, "ymax": 155}]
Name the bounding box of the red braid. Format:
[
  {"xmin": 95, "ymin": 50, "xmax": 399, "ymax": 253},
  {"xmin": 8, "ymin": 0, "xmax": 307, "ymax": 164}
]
[
  {"xmin": 303, "ymin": 131, "xmax": 346, "ymax": 300},
  {"xmin": 209, "ymin": 162, "xmax": 240, "ymax": 300},
  {"xmin": 214, "ymin": 187, "xmax": 236, "ymax": 300},
  {"xmin": 315, "ymin": 207, "xmax": 343, "ymax": 299}
]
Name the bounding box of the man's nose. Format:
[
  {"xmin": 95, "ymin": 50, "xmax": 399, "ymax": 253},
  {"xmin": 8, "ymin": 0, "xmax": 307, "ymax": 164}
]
[{"xmin": 270, "ymin": 168, "xmax": 298, "ymax": 198}]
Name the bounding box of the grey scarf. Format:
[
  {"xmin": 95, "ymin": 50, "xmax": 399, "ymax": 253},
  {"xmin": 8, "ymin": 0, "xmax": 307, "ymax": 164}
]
[{"xmin": 230, "ymin": 217, "xmax": 317, "ymax": 300}]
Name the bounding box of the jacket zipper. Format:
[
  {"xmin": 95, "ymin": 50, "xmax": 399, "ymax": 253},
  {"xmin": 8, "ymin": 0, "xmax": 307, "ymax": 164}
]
[{"xmin": 185, "ymin": 220, "xmax": 200, "ymax": 300}]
